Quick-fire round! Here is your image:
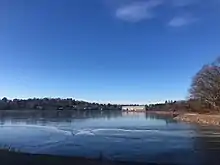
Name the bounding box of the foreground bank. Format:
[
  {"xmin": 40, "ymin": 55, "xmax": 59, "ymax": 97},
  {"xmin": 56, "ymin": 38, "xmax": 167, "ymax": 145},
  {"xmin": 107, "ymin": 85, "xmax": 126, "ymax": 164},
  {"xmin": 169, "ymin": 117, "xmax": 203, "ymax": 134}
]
[{"xmin": 0, "ymin": 149, "xmax": 177, "ymax": 165}]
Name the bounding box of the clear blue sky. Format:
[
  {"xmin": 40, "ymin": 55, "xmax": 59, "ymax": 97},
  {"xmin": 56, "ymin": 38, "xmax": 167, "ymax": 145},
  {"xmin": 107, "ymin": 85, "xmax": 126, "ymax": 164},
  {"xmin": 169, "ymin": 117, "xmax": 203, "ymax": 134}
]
[{"xmin": 0, "ymin": 0, "xmax": 220, "ymax": 104}]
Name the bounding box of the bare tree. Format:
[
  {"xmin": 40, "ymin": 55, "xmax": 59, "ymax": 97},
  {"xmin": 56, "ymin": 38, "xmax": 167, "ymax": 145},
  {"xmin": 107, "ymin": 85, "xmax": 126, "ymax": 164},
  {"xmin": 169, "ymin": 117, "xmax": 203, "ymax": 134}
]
[{"xmin": 190, "ymin": 57, "xmax": 220, "ymax": 111}]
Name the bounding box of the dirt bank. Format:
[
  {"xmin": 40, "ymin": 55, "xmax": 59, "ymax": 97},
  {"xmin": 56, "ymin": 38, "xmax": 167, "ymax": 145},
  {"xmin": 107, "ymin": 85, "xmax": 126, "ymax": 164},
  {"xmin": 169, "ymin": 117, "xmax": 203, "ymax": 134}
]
[
  {"xmin": 174, "ymin": 113, "xmax": 220, "ymax": 126},
  {"xmin": 148, "ymin": 111, "xmax": 220, "ymax": 126}
]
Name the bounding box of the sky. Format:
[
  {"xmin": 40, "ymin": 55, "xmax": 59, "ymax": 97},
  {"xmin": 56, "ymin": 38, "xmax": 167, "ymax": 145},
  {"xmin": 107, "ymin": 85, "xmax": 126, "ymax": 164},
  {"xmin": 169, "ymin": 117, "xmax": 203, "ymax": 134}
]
[{"xmin": 0, "ymin": 0, "xmax": 220, "ymax": 104}]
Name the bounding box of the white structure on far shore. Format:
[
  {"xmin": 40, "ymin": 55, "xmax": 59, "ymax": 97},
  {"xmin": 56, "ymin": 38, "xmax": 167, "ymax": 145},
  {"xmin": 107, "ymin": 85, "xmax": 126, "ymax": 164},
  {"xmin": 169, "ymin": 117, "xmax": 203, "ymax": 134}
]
[{"xmin": 122, "ymin": 105, "xmax": 146, "ymax": 112}]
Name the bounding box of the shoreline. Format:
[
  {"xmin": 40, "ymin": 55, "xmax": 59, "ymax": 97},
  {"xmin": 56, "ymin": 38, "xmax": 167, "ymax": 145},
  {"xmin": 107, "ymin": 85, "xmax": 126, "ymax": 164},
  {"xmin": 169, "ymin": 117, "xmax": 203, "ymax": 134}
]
[
  {"xmin": 147, "ymin": 111, "xmax": 180, "ymax": 115},
  {"xmin": 174, "ymin": 113, "xmax": 220, "ymax": 126},
  {"xmin": 147, "ymin": 111, "xmax": 220, "ymax": 126}
]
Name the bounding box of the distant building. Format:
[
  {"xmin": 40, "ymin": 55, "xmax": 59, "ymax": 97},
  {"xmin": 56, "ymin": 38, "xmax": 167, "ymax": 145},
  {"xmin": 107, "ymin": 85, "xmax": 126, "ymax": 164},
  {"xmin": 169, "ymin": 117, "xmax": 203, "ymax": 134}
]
[
  {"xmin": 36, "ymin": 106, "xmax": 43, "ymax": 110},
  {"xmin": 122, "ymin": 105, "xmax": 146, "ymax": 112}
]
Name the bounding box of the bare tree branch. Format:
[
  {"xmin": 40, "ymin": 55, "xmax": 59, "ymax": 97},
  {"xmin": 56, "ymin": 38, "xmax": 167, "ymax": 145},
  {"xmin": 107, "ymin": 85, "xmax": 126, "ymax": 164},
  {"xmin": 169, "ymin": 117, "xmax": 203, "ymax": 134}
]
[{"xmin": 189, "ymin": 57, "xmax": 220, "ymax": 110}]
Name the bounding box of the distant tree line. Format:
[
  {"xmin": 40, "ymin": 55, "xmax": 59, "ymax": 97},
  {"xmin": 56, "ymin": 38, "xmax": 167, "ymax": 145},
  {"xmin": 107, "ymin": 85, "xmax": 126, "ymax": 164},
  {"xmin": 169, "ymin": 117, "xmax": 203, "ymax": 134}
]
[
  {"xmin": 146, "ymin": 99, "xmax": 211, "ymax": 113},
  {"xmin": 0, "ymin": 97, "xmax": 122, "ymax": 111}
]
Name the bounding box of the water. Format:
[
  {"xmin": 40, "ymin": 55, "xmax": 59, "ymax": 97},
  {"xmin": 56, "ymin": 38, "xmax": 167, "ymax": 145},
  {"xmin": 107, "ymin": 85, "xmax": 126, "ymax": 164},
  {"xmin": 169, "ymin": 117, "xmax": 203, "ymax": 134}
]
[{"xmin": 0, "ymin": 110, "xmax": 220, "ymax": 165}]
